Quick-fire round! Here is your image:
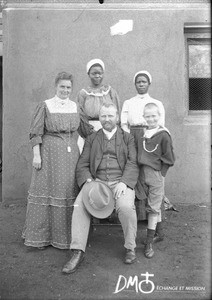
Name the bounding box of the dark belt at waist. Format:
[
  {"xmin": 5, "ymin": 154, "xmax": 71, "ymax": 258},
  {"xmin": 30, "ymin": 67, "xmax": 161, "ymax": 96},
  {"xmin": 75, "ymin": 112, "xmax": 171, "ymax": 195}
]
[
  {"xmin": 89, "ymin": 118, "xmax": 99, "ymax": 121},
  {"xmin": 45, "ymin": 132, "xmax": 71, "ymax": 138}
]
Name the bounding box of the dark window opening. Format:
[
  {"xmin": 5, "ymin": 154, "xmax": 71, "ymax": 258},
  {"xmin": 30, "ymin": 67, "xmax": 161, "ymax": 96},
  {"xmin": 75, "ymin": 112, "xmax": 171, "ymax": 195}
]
[
  {"xmin": 189, "ymin": 78, "xmax": 211, "ymax": 110},
  {"xmin": 184, "ymin": 23, "xmax": 211, "ymax": 112}
]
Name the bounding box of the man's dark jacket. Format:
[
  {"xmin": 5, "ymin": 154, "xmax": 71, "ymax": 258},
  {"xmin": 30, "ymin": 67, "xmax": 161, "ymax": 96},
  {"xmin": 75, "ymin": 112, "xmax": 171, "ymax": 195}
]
[{"xmin": 76, "ymin": 126, "xmax": 139, "ymax": 189}]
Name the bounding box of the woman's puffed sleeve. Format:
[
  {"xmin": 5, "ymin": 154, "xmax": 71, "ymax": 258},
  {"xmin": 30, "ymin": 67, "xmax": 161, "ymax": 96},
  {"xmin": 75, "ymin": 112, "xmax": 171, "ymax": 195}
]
[
  {"xmin": 76, "ymin": 90, "xmax": 88, "ymax": 119},
  {"xmin": 158, "ymin": 101, "xmax": 165, "ymax": 127},
  {"xmin": 29, "ymin": 102, "xmax": 46, "ymax": 148},
  {"xmin": 76, "ymin": 102, "xmax": 94, "ymax": 138},
  {"xmin": 110, "ymin": 87, "xmax": 121, "ymax": 117},
  {"xmin": 121, "ymin": 100, "xmax": 130, "ymax": 133}
]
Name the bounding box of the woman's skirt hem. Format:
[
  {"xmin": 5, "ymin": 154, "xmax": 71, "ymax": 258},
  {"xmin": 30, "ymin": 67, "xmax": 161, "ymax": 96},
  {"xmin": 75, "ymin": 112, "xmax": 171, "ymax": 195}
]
[{"xmin": 23, "ymin": 240, "xmax": 70, "ymax": 250}]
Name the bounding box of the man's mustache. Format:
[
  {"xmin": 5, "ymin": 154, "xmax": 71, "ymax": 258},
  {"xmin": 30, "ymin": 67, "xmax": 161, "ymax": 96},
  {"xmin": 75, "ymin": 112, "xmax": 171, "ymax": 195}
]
[{"xmin": 102, "ymin": 121, "xmax": 112, "ymax": 125}]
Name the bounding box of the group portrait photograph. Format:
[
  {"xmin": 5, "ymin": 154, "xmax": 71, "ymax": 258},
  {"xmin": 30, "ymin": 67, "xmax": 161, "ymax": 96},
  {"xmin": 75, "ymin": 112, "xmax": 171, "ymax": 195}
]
[{"xmin": 0, "ymin": 0, "xmax": 211, "ymax": 299}]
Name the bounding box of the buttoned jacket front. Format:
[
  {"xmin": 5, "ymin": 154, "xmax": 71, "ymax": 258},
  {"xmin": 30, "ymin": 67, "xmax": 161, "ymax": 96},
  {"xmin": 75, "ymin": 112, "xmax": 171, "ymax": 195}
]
[{"xmin": 76, "ymin": 127, "xmax": 139, "ymax": 189}]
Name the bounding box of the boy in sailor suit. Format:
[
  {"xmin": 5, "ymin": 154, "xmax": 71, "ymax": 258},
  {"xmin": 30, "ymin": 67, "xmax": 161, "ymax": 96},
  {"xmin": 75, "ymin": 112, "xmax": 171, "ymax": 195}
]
[{"xmin": 136, "ymin": 102, "xmax": 175, "ymax": 258}]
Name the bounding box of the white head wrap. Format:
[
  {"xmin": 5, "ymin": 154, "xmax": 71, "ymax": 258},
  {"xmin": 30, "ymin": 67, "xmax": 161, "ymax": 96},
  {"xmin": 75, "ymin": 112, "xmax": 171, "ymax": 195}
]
[
  {"xmin": 133, "ymin": 70, "xmax": 152, "ymax": 84},
  {"xmin": 86, "ymin": 59, "xmax": 105, "ymax": 74}
]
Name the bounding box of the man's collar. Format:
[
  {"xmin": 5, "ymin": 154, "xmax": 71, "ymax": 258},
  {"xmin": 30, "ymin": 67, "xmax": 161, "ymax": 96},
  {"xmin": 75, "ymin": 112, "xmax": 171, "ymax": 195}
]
[{"xmin": 102, "ymin": 126, "xmax": 117, "ymax": 140}]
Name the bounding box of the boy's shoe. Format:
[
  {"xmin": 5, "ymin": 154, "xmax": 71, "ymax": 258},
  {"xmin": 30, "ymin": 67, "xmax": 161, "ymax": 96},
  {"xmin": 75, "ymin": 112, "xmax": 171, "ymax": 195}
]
[
  {"xmin": 124, "ymin": 249, "xmax": 136, "ymax": 264},
  {"xmin": 143, "ymin": 233, "xmax": 164, "ymax": 245},
  {"xmin": 144, "ymin": 243, "xmax": 154, "ymax": 259},
  {"xmin": 153, "ymin": 233, "xmax": 164, "ymax": 243}
]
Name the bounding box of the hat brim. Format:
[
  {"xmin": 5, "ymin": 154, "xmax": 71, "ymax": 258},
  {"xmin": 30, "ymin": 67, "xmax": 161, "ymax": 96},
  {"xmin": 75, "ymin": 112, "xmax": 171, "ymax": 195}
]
[{"xmin": 82, "ymin": 181, "xmax": 115, "ymax": 219}]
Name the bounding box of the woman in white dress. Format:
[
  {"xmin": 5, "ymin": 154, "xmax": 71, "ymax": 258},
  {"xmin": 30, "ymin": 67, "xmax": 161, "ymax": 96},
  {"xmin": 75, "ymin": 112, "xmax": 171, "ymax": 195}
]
[
  {"xmin": 121, "ymin": 70, "xmax": 171, "ymax": 221},
  {"xmin": 121, "ymin": 70, "xmax": 165, "ymax": 136}
]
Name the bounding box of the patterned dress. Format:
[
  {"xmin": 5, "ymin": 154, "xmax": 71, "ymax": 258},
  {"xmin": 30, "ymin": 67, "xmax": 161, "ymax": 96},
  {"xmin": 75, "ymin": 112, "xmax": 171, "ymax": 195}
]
[
  {"xmin": 22, "ymin": 96, "xmax": 82, "ymax": 249},
  {"xmin": 77, "ymin": 84, "xmax": 121, "ymax": 131}
]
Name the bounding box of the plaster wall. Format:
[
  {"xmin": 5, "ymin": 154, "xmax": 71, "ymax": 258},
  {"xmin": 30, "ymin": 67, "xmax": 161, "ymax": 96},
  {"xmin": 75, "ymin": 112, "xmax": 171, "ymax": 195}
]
[{"xmin": 2, "ymin": 3, "xmax": 211, "ymax": 204}]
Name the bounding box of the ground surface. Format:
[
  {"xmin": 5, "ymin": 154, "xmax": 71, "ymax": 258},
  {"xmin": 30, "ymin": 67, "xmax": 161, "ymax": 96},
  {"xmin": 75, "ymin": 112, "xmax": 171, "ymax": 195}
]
[{"xmin": 0, "ymin": 200, "xmax": 211, "ymax": 300}]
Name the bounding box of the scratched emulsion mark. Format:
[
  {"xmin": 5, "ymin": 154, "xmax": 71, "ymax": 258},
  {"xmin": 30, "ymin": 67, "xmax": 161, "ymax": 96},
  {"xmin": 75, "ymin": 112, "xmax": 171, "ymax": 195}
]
[{"xmin": 110, "ymin": 20, "xmax": 133, "ymax": 36}]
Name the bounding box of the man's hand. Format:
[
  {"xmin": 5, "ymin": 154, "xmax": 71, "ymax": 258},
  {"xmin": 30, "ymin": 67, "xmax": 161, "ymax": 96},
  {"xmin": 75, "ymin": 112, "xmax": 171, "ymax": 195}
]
[
  {"xmin": 113, "ymin": 182, "xmax": 127, "ymax": 200},
  {"xmin": 33, "ymin": 155, "xmax": 42, "ymax": 170}
]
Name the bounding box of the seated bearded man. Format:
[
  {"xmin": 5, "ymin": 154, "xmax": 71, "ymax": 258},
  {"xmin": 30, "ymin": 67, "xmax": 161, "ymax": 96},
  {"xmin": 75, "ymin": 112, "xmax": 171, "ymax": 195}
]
[{"xmin": 62, "ymin": 102, "xmax": 139, "ymax": 274}]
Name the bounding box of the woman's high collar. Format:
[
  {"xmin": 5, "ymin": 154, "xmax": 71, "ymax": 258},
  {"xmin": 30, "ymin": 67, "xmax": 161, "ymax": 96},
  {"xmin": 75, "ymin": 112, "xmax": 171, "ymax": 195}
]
[
  {"xmin": 55, "ymin": 95, "xmax": 70, "ymax": 103},
  {"xmin": 136, "ymin": 93, "xmax": 149, "ymax": 98}
]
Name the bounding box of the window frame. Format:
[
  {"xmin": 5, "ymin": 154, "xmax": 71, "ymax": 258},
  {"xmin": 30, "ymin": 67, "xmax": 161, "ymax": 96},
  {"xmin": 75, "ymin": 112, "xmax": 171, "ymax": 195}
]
[{"xmin": 184, "ymin": 23, "xmax": 211, "ymax": 118}]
